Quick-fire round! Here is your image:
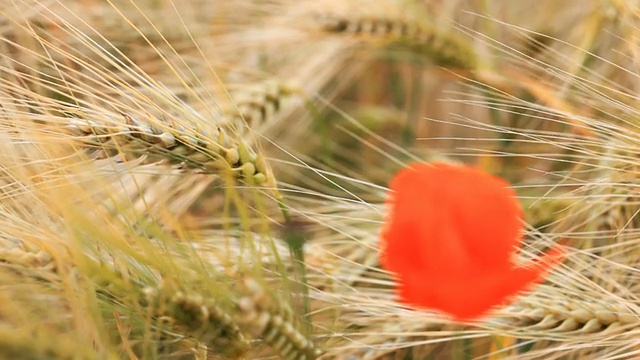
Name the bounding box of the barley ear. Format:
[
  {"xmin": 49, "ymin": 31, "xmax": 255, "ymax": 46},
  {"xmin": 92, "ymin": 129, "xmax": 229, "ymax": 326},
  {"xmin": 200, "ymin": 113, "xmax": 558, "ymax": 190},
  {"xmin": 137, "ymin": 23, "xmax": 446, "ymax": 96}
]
[
  {"xmin": 238, "ymin": 277, "xmax": 321, "ymax": 360},
  {"xmin": 509, "ymin": 299, "xmax": 640, "ymax": 335},
  {"xmin": 316, "ymin": 11, "xmax": 476, "ymax": 69},
  {"xmin": 65, "ymin": 113, "xmax": 280, "ymax": 198}
]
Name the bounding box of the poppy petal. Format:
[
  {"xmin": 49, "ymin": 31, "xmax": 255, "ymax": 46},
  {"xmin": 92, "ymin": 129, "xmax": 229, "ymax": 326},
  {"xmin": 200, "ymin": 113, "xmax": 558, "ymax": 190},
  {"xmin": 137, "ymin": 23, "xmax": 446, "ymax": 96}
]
[
  {"xmin": 381, "ymin": 162, "xmax": 523, "ymax": 276},
  {"xmin": 380, "ymin": 161, "xmax": 565, "ymax": 321},
  {"xmin": 395, "ymin": 245, "xmax": 565, "ymax": 321}
]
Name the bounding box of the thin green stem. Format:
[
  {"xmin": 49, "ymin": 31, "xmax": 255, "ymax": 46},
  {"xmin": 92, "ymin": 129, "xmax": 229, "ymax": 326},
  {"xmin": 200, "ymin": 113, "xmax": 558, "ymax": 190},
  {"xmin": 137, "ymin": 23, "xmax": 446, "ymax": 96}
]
[{"xmin": 278, "ymin": 200, "xmax": 311, "ymax": 335}]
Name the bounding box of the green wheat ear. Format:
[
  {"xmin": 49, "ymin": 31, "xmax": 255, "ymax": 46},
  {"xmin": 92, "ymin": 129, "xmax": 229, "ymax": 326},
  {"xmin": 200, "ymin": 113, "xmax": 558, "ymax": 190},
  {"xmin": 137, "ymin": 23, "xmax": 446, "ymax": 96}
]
[
  {"xmin": 139, "ymin": 284, "xmax": 250, "ymax": 357},
  {"xmin": 86, "ymin": 259, "xmax": 252, "ymax": 358},
  {"xmin": 237, "ymin": 277, "xmax": 321, "ymax": 360}
]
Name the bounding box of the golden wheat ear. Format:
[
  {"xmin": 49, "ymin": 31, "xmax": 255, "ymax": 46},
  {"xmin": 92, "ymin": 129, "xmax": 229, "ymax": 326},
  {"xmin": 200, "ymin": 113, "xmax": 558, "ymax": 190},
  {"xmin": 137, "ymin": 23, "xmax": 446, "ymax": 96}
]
[
  {"xmin": 64, "ymin": 111, "xmax": 278, "ymax": 193},
  {"xmin": 314, "ymin": 7, "xmax": 476, "ymax": 69},
  {"xmin": 237, "ymin": 277, "xmax": 321, "ymax": 360}
]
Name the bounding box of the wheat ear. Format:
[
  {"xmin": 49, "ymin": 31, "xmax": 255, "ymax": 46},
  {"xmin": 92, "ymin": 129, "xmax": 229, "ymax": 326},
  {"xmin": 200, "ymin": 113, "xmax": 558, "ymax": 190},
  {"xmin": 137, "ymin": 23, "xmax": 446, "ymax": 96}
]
[
  {"xmin": 89, "ymin": 260, "xmax": 251, "ymax": 358},
  {"xmin": 222, "ymin": 80, "xmax": 303, "ymax": 136},
  {"xmin": 238, "ymin": 277, "xmax": 321, "ymax": 360},
  {"xmin": 509, "ymin": 299, "xmax": 639, "ymax": 335},
  {"xmin": 64, "ymin": 113, "xmax": 278, "ymax": 195},
  {"xmin": 0, "ymin": 325, "xmax": 106, "ymax": 360},
  {"xmin": 316, "ymin": 11, "xmax": 476, "ymax": 69},
  {"xmin": 140, "ymin": 284, "xmax": 250, "ymax": 357}
]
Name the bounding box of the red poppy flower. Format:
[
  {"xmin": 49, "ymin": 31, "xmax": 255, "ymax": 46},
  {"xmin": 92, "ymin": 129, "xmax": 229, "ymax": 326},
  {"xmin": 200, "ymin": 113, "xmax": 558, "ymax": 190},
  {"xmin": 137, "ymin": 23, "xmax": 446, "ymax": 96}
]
[{"xmin": 380, "ymin": 162, "xmax": 565, "ymax": 321}]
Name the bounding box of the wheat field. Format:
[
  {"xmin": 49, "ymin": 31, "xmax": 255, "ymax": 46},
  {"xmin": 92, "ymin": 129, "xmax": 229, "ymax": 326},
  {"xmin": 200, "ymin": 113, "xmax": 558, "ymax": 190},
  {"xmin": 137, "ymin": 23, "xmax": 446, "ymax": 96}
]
[{"xmin": 1, "ymin": 0, "xmax": 639, "ymax": 359}]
